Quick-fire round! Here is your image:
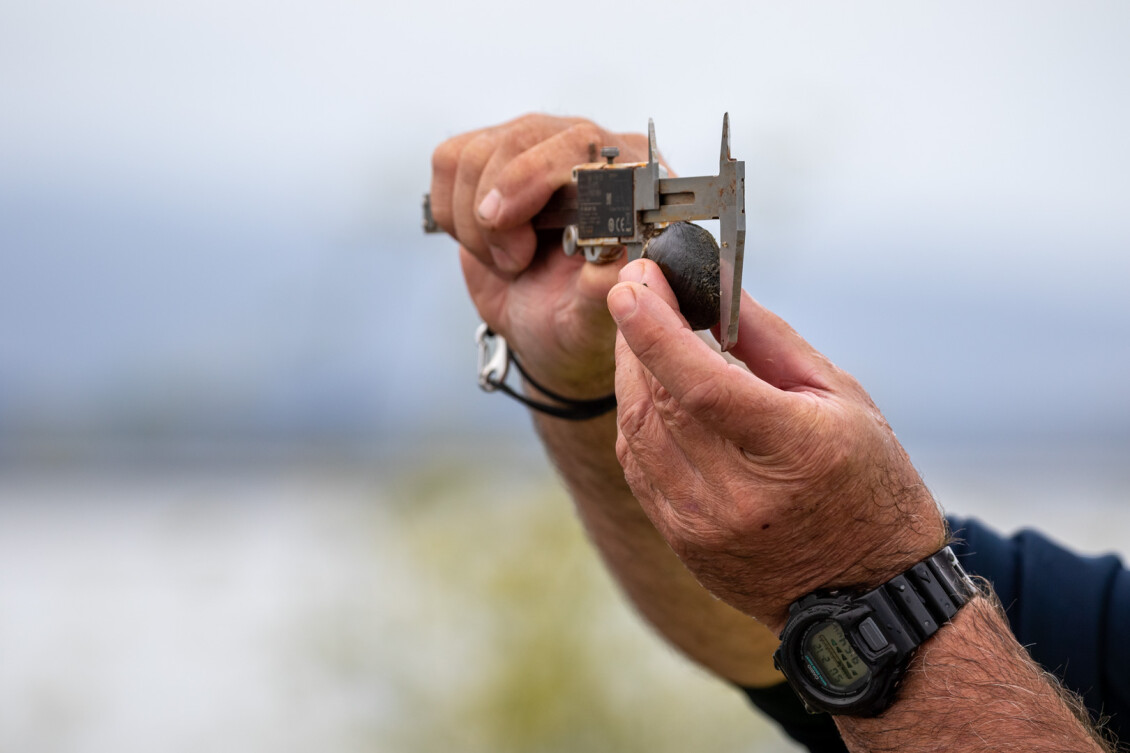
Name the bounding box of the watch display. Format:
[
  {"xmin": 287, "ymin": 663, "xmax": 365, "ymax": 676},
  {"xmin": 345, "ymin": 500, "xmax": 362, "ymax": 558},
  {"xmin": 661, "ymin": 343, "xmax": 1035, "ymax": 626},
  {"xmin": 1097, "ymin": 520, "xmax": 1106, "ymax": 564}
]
[{"xmin": 803, "ymin": 621, "xmax": 870, "ymax": 693}]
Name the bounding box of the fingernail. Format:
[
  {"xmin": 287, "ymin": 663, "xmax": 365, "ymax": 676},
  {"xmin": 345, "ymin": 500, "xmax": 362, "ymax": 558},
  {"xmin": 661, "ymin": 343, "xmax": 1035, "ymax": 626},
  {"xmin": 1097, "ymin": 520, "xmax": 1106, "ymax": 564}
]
[
  {"xmin": 490, "ymin": 244, "xmax": 517, "ymax": 271},
  {"xmin": 619, "ymin": 259, "xmax": 646, "ymax": 283},
  {"xmin": 478, "ymin": 189, "xmax": 501, "ymax": 223},
  {"xmin": 608, "ymin": 285, "xmax": 638, "ymax": 322}
]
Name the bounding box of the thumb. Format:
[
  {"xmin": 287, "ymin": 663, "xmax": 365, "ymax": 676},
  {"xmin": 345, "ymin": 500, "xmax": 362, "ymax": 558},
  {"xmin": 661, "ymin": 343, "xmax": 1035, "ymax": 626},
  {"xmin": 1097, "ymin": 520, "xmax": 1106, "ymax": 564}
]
[{"xmin": 609, "ymin": 278, "xmax": 799, "ymax": 448}]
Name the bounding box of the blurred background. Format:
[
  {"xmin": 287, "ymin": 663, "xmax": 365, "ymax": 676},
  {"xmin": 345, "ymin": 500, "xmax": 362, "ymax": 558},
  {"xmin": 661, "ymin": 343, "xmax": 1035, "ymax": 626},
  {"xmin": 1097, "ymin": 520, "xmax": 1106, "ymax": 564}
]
[{"xmin": 1, "ymin": 1, "xmax": 1128, "ymax": 751}]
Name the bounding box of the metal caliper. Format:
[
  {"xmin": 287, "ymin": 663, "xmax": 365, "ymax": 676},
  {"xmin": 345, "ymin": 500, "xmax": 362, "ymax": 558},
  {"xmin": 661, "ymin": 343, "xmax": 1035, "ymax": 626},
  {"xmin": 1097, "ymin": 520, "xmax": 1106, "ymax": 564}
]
[{"xmin": 423, "ymin": 114, "xmax": 746, "ymax": 351}]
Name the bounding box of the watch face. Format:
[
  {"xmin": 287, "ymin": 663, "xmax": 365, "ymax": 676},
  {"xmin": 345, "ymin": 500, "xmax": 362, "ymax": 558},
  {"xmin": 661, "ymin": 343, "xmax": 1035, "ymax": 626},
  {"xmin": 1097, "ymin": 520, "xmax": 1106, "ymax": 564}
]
[{"xmin": 802, "ymin": 621, "xmax": 871, "ymax": 694}]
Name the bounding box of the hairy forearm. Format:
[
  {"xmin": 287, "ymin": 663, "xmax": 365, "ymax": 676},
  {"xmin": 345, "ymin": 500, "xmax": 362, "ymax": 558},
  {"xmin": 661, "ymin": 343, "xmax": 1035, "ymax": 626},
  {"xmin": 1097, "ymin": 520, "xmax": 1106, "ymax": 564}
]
[
  {"xmin": 528, "ymin": 400, "xmax": 783, "ymax": 687},
  {"xmin": 837, "ymin": 595, "xmax": 1111, "ymax": 753}
]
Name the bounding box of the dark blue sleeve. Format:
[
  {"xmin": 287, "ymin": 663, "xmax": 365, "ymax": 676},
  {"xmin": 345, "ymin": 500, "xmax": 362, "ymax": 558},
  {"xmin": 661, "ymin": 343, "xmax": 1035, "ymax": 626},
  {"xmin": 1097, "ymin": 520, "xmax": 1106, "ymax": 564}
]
[
  {"xmin": 948, "ymin": 516, "xmax": 1129, "ymax": 740},
  {"xmin": 740, "ymin": 682, "xmax": 846, "ymax": 753},
  {"xmin": 741, "ymin": 515, "xmax": 1130, "ymax": 751}
]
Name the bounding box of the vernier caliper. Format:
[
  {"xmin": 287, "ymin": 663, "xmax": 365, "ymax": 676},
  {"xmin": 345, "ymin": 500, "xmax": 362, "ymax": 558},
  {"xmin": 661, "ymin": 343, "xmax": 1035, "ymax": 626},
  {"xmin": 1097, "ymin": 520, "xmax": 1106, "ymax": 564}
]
[{"xmin": 423, "ymin": 114, "xmax": 746, "ymax": 351}]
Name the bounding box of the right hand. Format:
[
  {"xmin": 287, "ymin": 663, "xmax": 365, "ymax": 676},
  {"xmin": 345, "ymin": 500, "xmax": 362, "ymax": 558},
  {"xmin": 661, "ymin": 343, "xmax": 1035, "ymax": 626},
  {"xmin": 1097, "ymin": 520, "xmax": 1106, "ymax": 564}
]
[
  {"xmin": 610, "ymin": 259, "xmax": 947, "ymax": 632},
  {"xmin": 429, "ymin": 114, "xmax": 657, "ymax": 398}
]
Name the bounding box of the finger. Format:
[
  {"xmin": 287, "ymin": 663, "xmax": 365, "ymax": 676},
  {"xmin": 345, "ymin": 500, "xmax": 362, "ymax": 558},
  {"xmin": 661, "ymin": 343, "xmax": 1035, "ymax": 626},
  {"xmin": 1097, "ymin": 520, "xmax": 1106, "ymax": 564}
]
[
  {"xmin": 615, "ymin": 426, "xmax": 688, "ymax": 552},
  {"xmin": 614, "ymin": 330, "xmax": 695, "ymax": 502},
  {"xmin": 451, "ymin": 131, "xmax": 502, "ymax": 264},
  {"xmin": 563, "ymin": 250, "xmax": 628, "ymax": 323},
  {"xmin": 430, "ymin": 128, "xmax": 487, "ymax": 237},
  {"xmin": 458, "ymin": 246, "xmax": 507, "ymax": 325},
  {"xmin": 610, "ymin": 280, "xmax": 795, "ymax": 445},
  {"xmin": 613, "ymin": 259, "xmax": 717, "ymax": 436},
  {"xmin": 725, "ymin": 290, "xmax": 839, "ymax": 393},
  {"xmin": 614, "ymin": 328, "xmax": 660, "ymax": 447},
  {"xmin": 615, "ymin": 424, "xmax": 679, "ymax": 542},
  {"xmin": 486, "ymin": 121, "xmax": 609, "ymax": 232},
  {"xmin": 617, "ymin": 258, "xmax": 686, "ymax": 322},
  {"xmin": 479, "ymin": 224, "xmax": 539, "ymax": 277},
  {"xmin": 614, "ymin": 330, "xmax": 733, "ymax": 545},
  {"xmin": 473, "ymin": 116, "xmax": 586, "ymax": 274},
  {"xmin": 613, "ymin": 289, "xmax": 736, "ymax": 471},
  {"xmin": 616, "ymin": 349, "xmax": 723, "ymax": 477}
]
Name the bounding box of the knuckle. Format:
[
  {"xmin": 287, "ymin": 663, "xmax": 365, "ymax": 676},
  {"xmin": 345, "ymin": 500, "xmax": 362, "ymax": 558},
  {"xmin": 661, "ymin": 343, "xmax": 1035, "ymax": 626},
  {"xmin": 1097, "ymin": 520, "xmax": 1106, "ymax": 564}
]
[
  {"xmin": 614, "ymin": 433, "xmax": 632, "ymax": 469},
  {"xmin": 496, "ymin": 147, "xmax": 551, "ymax": 200},
  {"xmin": 679, "ymin": 374, "xmax": 733, "ymax": 421},
  {"xmin": 512, "ymin": 112, "xmax": 551, "ymax": 131},
  {"xmin": 619, "ymin": 457, "xmax": 654, "ymax": 505},
  {"xmin": 497, "ymin": 120, "xmax": 601, "ymax": 198},
  {"xmin": 431, "ymin": 139, "xmax": 460, "ymax": 175},
  {"xmin": 509, "ymin": 113, "xmax": 555, "ymax": 145},
  {"xmin": 616, "ymin": 394, "xmax": 651, "ymax": 442},
  {"xmin": 460, "ymin": 132, "xmax": 497, "ymax": 172},
  {"xmin": 661, "ymin": 510, "xmax": 729, "ymax": 563},
  {"xmin": 458, "ymin": 234, "xmax": 488, "ymax": 259},
  {"xmin": 506, "ymin": 113, "xmax": 576, "ymax": 155},
  {"xmin": 676, "ymin": 513, "xmax": 736, "ymax": 558},
  {"xmin": 624, "ymin": 326, "xmax": 666, "ymax": 372},
  {"xmin": 651, "ymin": 384, "xmax": 685, "ymax": 424},
  {"xmin": 566, "ymin": 121, "xmax": 605, "ymax": 156}
]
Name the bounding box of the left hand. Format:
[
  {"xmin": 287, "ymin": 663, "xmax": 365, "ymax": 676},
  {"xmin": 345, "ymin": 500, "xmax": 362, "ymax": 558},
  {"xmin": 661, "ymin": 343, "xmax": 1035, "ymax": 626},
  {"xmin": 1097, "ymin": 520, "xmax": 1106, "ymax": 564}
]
[
  {"xmin": 429, "ymin": 114, "xmax": 660, "ymax": 398},
  {"xmin": 609, "ymin": 259, "xmax": 947, "ymax": 632}
]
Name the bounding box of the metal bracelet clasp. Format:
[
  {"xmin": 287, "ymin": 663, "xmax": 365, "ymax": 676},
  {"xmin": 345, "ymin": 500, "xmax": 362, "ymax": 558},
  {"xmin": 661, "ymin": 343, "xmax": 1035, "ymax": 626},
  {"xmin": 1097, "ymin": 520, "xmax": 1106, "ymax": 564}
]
[{"xmin": 475, "ymin": 323, "xmax": 509, "ymax": 392}]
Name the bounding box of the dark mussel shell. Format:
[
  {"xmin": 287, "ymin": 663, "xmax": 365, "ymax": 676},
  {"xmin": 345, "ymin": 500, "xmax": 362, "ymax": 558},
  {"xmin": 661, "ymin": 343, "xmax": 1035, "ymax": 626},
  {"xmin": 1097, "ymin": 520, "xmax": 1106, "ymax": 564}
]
[{"xmin": 642, "ymin": 222, "xmax": 720, "ymax": 331}]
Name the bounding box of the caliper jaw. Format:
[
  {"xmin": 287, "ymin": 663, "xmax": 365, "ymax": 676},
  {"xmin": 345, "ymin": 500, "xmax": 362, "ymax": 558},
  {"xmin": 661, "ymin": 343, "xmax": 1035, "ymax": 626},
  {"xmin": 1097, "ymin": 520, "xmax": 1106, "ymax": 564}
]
[{"xmin": 664, "ymin": 113, "xmax": 742, "ymax": 351}]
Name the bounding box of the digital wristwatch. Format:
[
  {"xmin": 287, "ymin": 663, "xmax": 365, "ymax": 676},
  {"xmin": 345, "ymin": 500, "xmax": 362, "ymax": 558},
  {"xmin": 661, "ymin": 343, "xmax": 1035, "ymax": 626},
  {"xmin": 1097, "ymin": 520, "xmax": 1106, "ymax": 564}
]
[{"xmin": 773, "ymin": 546, "xmax": 977, "ymax": 717}]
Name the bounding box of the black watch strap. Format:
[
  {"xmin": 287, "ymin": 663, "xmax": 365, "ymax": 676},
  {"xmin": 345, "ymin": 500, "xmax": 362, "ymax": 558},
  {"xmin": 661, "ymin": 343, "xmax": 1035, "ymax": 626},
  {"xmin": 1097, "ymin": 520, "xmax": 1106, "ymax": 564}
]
[
  {"xmin": 857, "ymin": 546, "xmax": 978, "ymax": 653},
  {"xmin": 775, "ymin": 545, "xmax": 979, "ymax": 717}
]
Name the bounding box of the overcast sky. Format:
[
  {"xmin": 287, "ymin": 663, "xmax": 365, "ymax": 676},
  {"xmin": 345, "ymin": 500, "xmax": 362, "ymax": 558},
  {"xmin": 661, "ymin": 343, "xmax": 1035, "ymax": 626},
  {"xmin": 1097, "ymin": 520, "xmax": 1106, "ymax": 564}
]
[{"xmin": 1, "ymin": 1, "xmax": 1128, "ymax": 456}]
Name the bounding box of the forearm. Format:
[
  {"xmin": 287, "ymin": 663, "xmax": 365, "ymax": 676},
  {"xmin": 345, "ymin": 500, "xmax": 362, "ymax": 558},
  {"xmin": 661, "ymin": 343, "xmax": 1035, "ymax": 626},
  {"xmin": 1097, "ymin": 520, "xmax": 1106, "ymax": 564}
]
[
  {"xmin": 836, "ymin": 595, "xmax": 1111, "ymax": 753},
  {"xmin": 528, "ymin": 396, "xmax": 782, "ymax": 688}
]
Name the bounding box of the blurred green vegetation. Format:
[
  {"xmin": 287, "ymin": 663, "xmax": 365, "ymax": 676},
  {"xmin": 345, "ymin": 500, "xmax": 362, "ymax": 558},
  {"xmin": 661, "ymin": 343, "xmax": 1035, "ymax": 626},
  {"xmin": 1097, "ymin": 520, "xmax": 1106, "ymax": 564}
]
[{"xmin": 371, "ymin": 460, "xmax": 789, "ymax": 753}]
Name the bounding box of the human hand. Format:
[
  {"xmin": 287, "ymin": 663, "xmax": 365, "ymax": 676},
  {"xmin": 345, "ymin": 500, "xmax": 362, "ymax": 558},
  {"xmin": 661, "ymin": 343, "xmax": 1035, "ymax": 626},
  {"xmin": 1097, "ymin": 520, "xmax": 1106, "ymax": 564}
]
[
  {"xmin": 609, "ymin": 259, "xmax": 947, "ymax": 632},
  {"xmin": 430, "ymin": 114, "xmax": 657, "ymax": 397}
]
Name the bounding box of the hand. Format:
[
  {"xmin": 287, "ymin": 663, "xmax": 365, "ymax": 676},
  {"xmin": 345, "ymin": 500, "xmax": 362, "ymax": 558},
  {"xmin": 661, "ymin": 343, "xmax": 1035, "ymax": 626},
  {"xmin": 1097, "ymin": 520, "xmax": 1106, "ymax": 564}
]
[
  {"xmin": 609, "ymin": 259, "xmax": 947, "ymax": 632},
  {"xmin": 430, "ymin": 114, "xmax": 656, "ymax": 397}
]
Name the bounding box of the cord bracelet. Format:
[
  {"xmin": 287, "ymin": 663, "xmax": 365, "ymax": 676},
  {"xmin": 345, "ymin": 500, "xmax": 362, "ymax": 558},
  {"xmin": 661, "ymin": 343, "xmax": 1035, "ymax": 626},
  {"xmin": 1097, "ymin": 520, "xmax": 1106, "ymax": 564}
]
[{"xmin": 475, "ymin": 324, "xmax": 617, "ymax": 421}]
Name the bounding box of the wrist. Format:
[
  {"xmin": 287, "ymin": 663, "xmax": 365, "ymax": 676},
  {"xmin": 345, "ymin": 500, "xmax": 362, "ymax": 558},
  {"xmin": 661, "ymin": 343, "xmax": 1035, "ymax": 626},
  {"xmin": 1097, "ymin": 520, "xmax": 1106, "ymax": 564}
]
[
  {"xmin": 837, "ymin": 502, "xmax": 949, "ymax": 592},
  {"xmin": 837, "ymin": 593, "xmax": 1108, "ymax": 752},
  {"xmin": 832, "ymin": 595, "xmax": 995, "ymax": 743},
  {"xmin": 510, "ymin": 340, "xmax": 616, "ymax": 403},
  {"xmin": 807, "ymin": 481, "xmax": 948, "ymax": 609},
  {"xmin": 516, "ymin": 359, "xmax": 617, "ymax": 422},
  {"xmin": 476, "ymin": 324, "xmax": 615, "ymax": 421},
  {"xmin": 521, "ymin": 364, "xmax": 615, "ymax": 404}
]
